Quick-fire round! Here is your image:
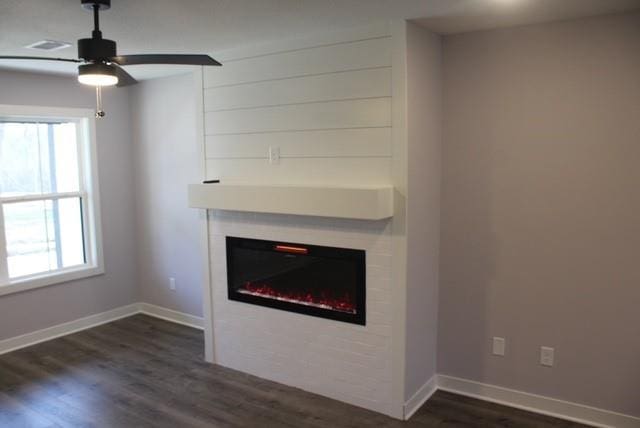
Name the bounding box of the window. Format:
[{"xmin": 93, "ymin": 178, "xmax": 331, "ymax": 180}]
[{"xmin": 0, "ymin": 105, "xmax": 103, "ymax": 295}]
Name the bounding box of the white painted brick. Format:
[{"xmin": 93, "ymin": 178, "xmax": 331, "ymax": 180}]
[
  {"xmin": 368, "ymin": 287, "xmax": 392, "ymax": 303},
  {"xmin": 208, "ymin": 209, "xmax": 395, "ymax": 414}
]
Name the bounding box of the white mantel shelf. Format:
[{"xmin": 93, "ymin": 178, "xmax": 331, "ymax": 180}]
[{"xmin": 188, "ymin": 183, "xmax": 394, "ymax": 220}]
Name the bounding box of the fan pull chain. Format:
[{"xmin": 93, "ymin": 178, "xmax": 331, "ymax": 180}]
[{"xmin": 95, "ymin": 86, "xmax": 106, "ymax": 118}]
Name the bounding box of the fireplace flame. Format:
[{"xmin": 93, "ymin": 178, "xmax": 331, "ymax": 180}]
[{"xmin": 239, "ymin": 281, "xmax": 356, "ymax": 314}]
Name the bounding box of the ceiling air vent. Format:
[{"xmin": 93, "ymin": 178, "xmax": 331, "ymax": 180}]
[{"xmin": 25, "ymin": 40, "xmax": 72, "ymax": 51}]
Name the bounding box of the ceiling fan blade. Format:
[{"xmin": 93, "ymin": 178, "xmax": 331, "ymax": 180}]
[
  {"xmin": 110, "ymin": 54, "xmax": 221, "ymax": 66},
  {"xmin": 113, "ymin": 64, "xmax": 137, "ymax": 87},
  {"xmin": 0, "ymin": 55, "xmax": 82, "ymax": 63}
]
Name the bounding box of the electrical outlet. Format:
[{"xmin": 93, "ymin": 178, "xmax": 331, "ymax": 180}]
[
  {"xmin": 169, "ymin": 277, "xmax": 176, "ymax": 291},
  {"xmin": 268, "ymin": 146, "xmax": 280, "ymax": 164},
  {"xmin": 540, "ymin": 346, "xmax": 554, "ymax": 367},
  {"xmin": 492, "ymin": 337, "xmax": 505, "ymax": 356}
]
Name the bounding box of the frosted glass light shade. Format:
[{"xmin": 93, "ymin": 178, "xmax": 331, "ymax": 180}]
[{"xmin": 77, "ymin": 63, "xmax": 118, "ymax": 86}]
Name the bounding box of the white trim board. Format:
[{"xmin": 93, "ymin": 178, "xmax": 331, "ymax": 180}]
[
  {"xmin": 0, "ymin": 303, "xmax": 139, "ymax": 355},
  {"xmin": 138, "ymin": 303, "xmax": 204, "ymax": 330},
  {"xmin": 404, "ymin": 376, "xmax": 438, "ymax": 420},
  {"xmin": 437, "ymin": 375, "xmax": 640, "ymax": 428},
  {"xmin": 0, "ymin": 302, "xmax": 204, "ymax": 355}
]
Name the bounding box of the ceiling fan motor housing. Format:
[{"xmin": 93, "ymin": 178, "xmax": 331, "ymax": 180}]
[
  {"xmin": 78, "ymin": 37, "xmax": 116, "ymax": 62},
  {"xmin": 81, "ymin": 0, "xmax": 111, "ymax": 11}
]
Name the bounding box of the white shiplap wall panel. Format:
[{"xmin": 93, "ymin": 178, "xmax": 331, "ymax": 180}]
[
  {"xmin": 203, "ymin": 37, "xmax": 392, "ymax": 88},
  {"xmin": 212, "ymin": 22, "xmax": 391, "ymax": 63},
  {"xmin": 202, "ymin": 31, "xmax": 393, "ymax": 187},
  {"xmin": 204, "ymin": 67, "xmax": 391, "ymax": 111},
  {"xmin": 205, "ymin": 128, "xmax": 392, "ymax": 159},
  {"xmin": 205, "ymin": 98, "xmax": 391, "ymax": 135},
  {"xmin": 205, "ymin": 158, "xmax": 392, "ymax": 186}
]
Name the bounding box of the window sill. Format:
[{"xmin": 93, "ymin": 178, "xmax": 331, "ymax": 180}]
[{"xmin": 0, "ymin": 265, "xmax": 105, "ymax": 297}]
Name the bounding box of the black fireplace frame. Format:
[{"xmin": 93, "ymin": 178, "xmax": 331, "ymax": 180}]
[{"xmin": 226, "ymin": 236, "xmax": 366, "ymax": 325}]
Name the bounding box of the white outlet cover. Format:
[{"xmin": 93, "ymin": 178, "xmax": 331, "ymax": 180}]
[
  {"xmin": 492, "ymin": 337, "xmax": 505, "ymax": 356},
  {"xmin": 268, "ymin": 146, "xmax": 280, "ymax": 164},
  {"xmin": 169, "ymin": 277, "xmax": 176, "ymax": 291},
  {"xmin": 541, "ymin": 346, "xmax": 554, "ymax": 367}
]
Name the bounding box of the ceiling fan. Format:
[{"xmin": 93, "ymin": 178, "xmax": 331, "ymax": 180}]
[{"xmin": 0, "ymin": 0, "xmax": 221, "ymax": 116}]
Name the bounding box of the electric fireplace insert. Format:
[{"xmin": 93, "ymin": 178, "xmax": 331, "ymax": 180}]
[{"xmin": 226, "ymin": 236, "xmax": 366, "ymax": 325}]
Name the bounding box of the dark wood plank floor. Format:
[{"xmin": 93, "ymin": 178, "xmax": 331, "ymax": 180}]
[{"xmin": 0, "ymin": 315, "xmax": 590, "ymax": 428}]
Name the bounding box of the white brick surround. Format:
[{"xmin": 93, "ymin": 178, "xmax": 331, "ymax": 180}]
[{"xmin": 208, "ymin": 210, "xmax": 396, "ymax": 415}]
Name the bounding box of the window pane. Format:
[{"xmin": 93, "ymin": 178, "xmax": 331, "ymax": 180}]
[
  {"xmin": 0, "ymin": 123, "xmax": 47, "ymax": 196},
  {"xmin": 0, "ymin": 122, "xmax": 79, "ymax": 197},
  {"xmin": 52, "ymin": 123, "xmax": 80, "ymax": 193},
  {"xmin": 3, "ymin": 197, "xmax": 86, "ymax": 278},
  {"xmin": 58, "ymin": 197, "xmax": 85, "ymax": 267}
]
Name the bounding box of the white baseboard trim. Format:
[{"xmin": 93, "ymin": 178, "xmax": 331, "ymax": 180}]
[
  {"xmin": 137, "ymin": 303, "xmax": 204, "ymax": 330},
  {"xmin": 0, "ymin": 302, "xmax": 204, "ymax": 356},
  {"xmin": 0, "ymin": 303, "xmax": 139, "ymax": 355},
  {"xmin": 404, "ymin": 375, "xmax": 438, "ymax": 420},
  {"xmin": 437, "ymin": 375, "xmax": 640, "ymax": 428}
]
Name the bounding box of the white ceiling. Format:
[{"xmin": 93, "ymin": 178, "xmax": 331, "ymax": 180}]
[{"xmin": 1, "ymin": 0, "xmax": 639, "ymax": 81}]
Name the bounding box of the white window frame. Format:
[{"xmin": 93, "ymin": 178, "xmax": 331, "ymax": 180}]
[{"xmin": 0, "ymin": 104, "xmax": 104, "ymax": 296}]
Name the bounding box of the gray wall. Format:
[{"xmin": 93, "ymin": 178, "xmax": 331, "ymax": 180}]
[
  {"xmin": 439, "ymin": 12, "xmax": 640, "ymax": 417},
  {"xmin": 130, "ymin": 73, "xmax": 203, "ymax": 317},
  {"xmin": 0, "ymin": 69, "xmax": 138, "ymax": 340},
  {"xmin": 404, "ymin": 21, "xmax": 442, "ymax": 400}
]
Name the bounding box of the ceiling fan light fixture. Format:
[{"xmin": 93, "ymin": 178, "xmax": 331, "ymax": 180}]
[{"xmin": 78, "ymin": 62, "xmax": 118, "ymax": 86}]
